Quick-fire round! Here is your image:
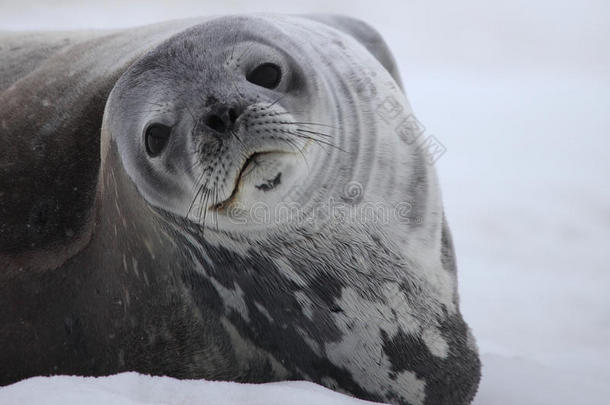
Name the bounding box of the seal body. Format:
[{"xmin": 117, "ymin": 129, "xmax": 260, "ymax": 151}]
[{"xmin": 0, "ymin": 15, "xmax": 480, "ymax": 405}]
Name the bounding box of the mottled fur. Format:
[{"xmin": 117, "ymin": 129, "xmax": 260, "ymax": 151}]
[{"xmin": 0, "ymin": 15, "xmax": 480, "ymax": 405}]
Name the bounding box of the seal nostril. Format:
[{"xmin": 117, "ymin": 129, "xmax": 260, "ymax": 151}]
[
  {"xmin": 205, "ymin": 106, "xmax": 242, "ymax": 134},
  {"xmin": 206, "ymin": 114, "xmax": 226, "ymax": 133},
  {"xmin": 228, "ymin": 108, "xmax": 238, "ymax": 124}
]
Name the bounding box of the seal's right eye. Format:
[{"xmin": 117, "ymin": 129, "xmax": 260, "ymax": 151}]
[
  {"xmin": 246, "ymin": 63, "xmax": 282, "ymax": 89},
  {"xmin": 145, "ymin": 124, "xmax": 171, "ymax": 157}
]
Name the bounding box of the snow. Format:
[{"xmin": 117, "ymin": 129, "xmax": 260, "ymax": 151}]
[
  {"xmin": 1, "ymin": 1, "xmax": 609, "ymax": 404},
  {"xmin": 0, "ymin": 373, "xmax": 381, "ymax": 405}
]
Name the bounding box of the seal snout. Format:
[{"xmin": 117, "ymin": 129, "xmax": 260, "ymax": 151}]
[
  {"xmin": 185, "ymin": 100, "xmax": 313, "ymax": 223},
  {"xmin": 202, "ymin": 103, "xmax": 245, "ymax": 136}
]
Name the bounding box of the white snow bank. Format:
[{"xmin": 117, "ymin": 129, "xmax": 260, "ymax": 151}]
[
  {"xmin": 0, "ymin": 372, "xmax": 384, "ymax": 405},
  {"xmin": 4, "ymin": 352, "xmax": 610, "ymax": 405}
]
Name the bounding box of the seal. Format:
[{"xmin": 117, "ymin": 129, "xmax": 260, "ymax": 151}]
[{"xmin": 0, "ymin": 14, "xmax": 481, "ymax": 405}]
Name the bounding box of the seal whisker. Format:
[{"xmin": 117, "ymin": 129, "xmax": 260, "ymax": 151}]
[
  {"xmin": 267, "ymin": 94, "xmax": 286, "ymax": 108},
  {"xmin": 188, "ymin": 138, "xmax": 207, "ymax": 172},
  {"xmin": 241, "ymin": 155, "xmax": 261, "ymax": 178},
  {"xmin": 274, "ymin": 109, "xmax": 309, "ymax": 115},
  {"xmin": 230, "ymin": 129, "xmax": 247, "ymax": 150},
  {"xmin": 277, "ymin": 137, "xmax": 310, "ymax": 170},
  {"xmin": 193, "ymin": 167, "xmax": 213, "ymax": 220},
  {"xmin": 235, "ymin": 41, "xmax": 255, "ymax": 64},
  {"xmin": 213, "ymin": 183, "xmax": 220, "ymax": 230},
  {"xmin": 189, "ymin": 172, "xmax": 210, "ymax": 218},
  {"xmin": 187, "ymin": 154, "xmax": 205, "ymax": 171},
  {"xmin": 283, "ymin": 129, "xmax": 346, "ymax": 152},
  {"xmin": 232, "ymin": 82, "xmax": 247, "ymax": 101},
  {"xmin": 182, "ymin": 103, "xmax": 197, "ymax": 122},
  {"xmin": 199, "ymin": 186, "xmax": 212, "ymax": 229},
  {"xmin": 282, "ymin": 121, "xmax": 340, "ymax": 130},
  {"xmin": 187, "ymin": 170, "xmax": 209, "ymax": 216},
  {"xmin": 295, "ymin": 127, "xmax": 334, "ymax": 138}
]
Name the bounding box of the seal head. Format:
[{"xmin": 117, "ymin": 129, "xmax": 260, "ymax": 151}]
[{"xmin": 107, "ymin": 18, "xmax": 322, "ymax": 230}]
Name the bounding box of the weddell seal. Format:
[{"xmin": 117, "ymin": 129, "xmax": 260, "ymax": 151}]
[{"xmin": 0, "ymin": 14, "xmax": 481, "ymax": 405}]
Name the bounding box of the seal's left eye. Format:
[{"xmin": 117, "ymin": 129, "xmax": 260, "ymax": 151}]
[
  {"xmin": 247, "ymin": 63, "xmax": 281, "ymax": 89},
  {"xmin": 145, "ymin": 124, "xmax": 171, "ymax": 157}
]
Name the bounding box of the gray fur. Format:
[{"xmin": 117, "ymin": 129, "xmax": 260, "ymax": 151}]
[{"xmin": 0, "ymin": 15, "xmax": 480, "ymax": 405}]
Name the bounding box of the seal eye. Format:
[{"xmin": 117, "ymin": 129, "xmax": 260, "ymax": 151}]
[
  {"xmin": 145, "ymin": 124, "xmax": 171, "ymax": 157},
  {"xmin": 246, "ymin": 63, "xmax": 281, "ymax": 89}
]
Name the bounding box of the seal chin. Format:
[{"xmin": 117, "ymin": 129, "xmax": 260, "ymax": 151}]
[
  {"xmin": 212, "ymin": 151, "xmax": 288, "ymax": 211},
  {"xmin": 197, "ymin": 148, "xmax": 309, "ymax": 230}
]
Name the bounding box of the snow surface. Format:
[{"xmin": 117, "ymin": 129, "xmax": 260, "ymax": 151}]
[
  {"xmin": 1, "ymin": 1, "xmax": 609, "ymax": 404},
  {"xmin": 0, "ymin": 372, "xmax": 382, "ymax": 405}
]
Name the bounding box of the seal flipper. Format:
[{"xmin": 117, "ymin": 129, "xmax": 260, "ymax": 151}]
[{"xmin": 301, "ymin": 14, "xmax": 404, "ymax": 89}]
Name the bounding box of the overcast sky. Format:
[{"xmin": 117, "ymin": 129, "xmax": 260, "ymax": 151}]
[{"xmin": 0, "ymin": 0, "xmax": 608, "ymax": 75}]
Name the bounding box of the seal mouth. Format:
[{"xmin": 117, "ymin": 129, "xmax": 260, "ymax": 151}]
[{"xmin": 212, "ymin": 151, "xmax": 285, "ymax": 211}]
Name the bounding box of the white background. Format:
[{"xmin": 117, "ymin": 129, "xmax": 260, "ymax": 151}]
[{"xmin": 1, "ymin": 1, "xmax": 609, "ymax": 404}]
